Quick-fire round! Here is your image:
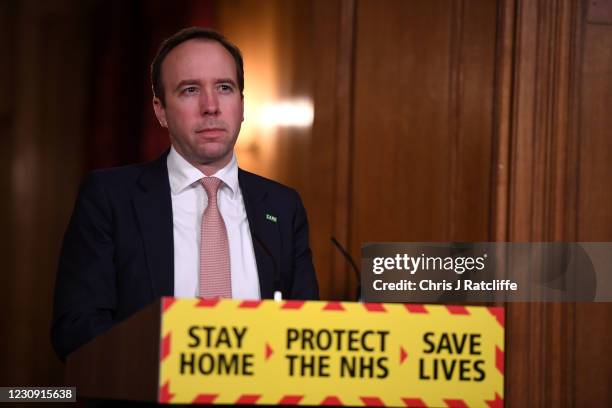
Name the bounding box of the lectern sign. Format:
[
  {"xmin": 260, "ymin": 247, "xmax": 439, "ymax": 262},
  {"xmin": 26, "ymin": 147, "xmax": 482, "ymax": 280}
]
[{"xmin": 158, "ymin": 298, "xmax": 504, "ymax": 407}]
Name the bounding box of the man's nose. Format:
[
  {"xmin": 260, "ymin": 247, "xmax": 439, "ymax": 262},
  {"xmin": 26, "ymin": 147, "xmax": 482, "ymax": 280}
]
[{"xmin": 199, "ymin": 89, "xmax": 220, "ymax": 115}]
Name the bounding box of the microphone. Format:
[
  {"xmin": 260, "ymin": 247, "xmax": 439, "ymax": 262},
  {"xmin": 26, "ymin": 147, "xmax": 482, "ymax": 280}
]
[
  {"xmin": 331, "ymin": 237, "xmax": 361, "ymax": 301},
  {"xmin": 252, "ymin": 234, "xmax": 282, "ymax": 301}
]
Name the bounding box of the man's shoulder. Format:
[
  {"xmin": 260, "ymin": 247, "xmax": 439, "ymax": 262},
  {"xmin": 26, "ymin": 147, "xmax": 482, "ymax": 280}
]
[
  {"xmin": 80, "ymin": 154, "xmax": 167, "ymax": 192},
  {"xmin": 89, "ymin": 162, "xmax": 147, "ymax": 182},
  {"xmin": 238, "ymin": 168, "xmax": 300, "ymax": 199}
]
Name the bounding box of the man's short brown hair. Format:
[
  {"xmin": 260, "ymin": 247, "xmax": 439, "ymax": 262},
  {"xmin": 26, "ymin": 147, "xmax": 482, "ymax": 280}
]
[{"xmin": 151, "ymin": 27, "xmax": 244, "ymax": 106}]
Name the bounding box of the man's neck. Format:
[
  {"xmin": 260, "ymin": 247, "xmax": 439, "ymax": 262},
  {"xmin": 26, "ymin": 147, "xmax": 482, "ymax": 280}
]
[
  {"xmin": 196, "ymin": 160, "xmax": 230, "ymax": 177},
  {"xmin": 175, "ymin": 149, "xmax": 233, "ymax": 177}
]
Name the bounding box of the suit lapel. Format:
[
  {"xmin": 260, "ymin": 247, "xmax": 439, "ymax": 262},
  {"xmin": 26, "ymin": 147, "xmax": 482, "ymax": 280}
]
[
  {"xmin": 132, "ymin": 152, "xmax": 174, "ymax": 297},
  {"xmin": 239, "ymin": 169, "xmax": 281, "ymax": 299}
]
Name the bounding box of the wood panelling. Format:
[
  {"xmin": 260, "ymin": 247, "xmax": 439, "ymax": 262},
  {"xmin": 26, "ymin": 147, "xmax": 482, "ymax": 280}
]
[
  {"xmin": 0, "ymin": 1, "xmax": 12, "ymax": 118},
  {"xmin": 587, "ymin": 0, "xmax": 612, "ymax": 24},
  {"xmin": 330, "ymin": 0, "xmax": 357, "ymax": 299},
  {"xmin": 3, "ymin": 0, "xmax": 91, "ymax": 385},
  {"xmin": 350, "ymin": 0, "xmax": 611, "ymax": 405},
  {"xmin": 216, "ymin": 0, "xmax": 346, "ymax": 300},
  {"xmin": 0, "ymin": 0, "xmax": 16, "ymax": 386},
  {"xmin": 574, "ymin": 17, "xmax": 612, "ymax": 405},
  {"xmin": 578, "ymin": 22, "xmax": 612, "ymax": 241},
  {"xmin": 448, "ymin": 1, "xmax": 498, "ymax": 240},
  {"xmin": 352, "ymin": 0, "xmax": 452, "ymax": 246},
  {"xmin": 493, "ymin": 0, "xmax": 582, "ymax": 405},
  {"xmin": 494, "ymin": 0, "xmax": 612, "ymax": 406},
  {"xmin": 350, "ymin": 0, "xmax": 496, "ymax": 253}
]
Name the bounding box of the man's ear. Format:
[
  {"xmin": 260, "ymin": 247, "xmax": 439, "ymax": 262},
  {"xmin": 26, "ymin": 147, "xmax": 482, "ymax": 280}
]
[
  {"xmin": 241, "ymin": 96, "xmax": 245, "ymax": 122},
  {"xmin": 153, "ymin": 97, "xmax": 168, "ymax": 128}
]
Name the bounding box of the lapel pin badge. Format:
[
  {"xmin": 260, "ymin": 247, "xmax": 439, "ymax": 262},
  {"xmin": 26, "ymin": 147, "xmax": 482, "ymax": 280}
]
[{"xmin": 266, "ymin": 213, "xmax": 277, "ymax": 223}]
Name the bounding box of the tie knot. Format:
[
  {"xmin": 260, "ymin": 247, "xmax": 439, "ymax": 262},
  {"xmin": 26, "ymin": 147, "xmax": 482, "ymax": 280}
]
[{"xmin": 200, "ymin": 177, "xmax": 222, "ymax": 199}]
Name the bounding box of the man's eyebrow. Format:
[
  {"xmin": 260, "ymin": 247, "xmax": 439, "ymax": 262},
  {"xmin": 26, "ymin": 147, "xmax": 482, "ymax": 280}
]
[
  {"xmin": 174, "ymin": 78, "xmax": 238, "ymax": 92},
  {"xmin": 174, "ymin": 79, "xmax": 201, "ymax": 92},
  {"xmin": 215, "ymin": 78, "xmax": 238, "ymax": 87}
]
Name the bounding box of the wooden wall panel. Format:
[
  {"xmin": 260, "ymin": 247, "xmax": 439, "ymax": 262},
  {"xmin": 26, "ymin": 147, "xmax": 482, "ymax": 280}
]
[
  {"xmin": 574, "ymin": 18, "xmax": 612, "ymax": 405},
  {"xmin": 493, "ymin": 0, "xmax": 612, "ymax": 406},
  {"xmin": 216, "ymin": 0, "xmax": 345, "ymax": 299},
  {"xmin": 350, "ymin": 0, "xmax": 496, "ymax": 253},
  {"xmin": 447, "ymin": 1, "xmax": 497, "ymax": 240},
  {"xmin": 0, "ymin": 0, "xmax": 17, "ymax": 386},
  {"xmin": 352, "ymin": 0, "xmax": 452, "ymax": 246},
  {"xmin": 329, "ymin": 0, "xmax": 358, "ymax": 299},
  {"xmin": 493, "ymin": 0, "xmax": 582, "ymax": 405},
  {"xmin": 577, "ymin": 23, "xmax": 612, "ymax": 241},
  {"xmin": 2, "ymin": 0, "xmax": 91, "ymax": 385}
]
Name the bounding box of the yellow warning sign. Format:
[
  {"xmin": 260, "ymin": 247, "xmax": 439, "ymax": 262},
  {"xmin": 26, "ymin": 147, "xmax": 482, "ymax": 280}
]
[{"xmin": 158, "ymin": 298, "xmax": 504, "ymax": 407}]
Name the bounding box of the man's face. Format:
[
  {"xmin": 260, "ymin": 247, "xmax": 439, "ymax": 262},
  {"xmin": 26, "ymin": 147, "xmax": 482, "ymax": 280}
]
[{"xmin": 153, "ymin": 39, "xmax": 243, "ymax": 171}]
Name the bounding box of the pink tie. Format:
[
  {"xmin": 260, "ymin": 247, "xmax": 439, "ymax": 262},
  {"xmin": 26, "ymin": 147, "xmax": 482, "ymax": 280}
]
[{"xmin": 199, "ymin": 177, "xmax": 232, "ymax": 299}]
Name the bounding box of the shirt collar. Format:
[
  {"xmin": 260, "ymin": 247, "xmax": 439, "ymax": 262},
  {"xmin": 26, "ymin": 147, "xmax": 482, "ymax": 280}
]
[{"xmin": 167, "ymin": 146, "xmax": 239, "ymax": 197}]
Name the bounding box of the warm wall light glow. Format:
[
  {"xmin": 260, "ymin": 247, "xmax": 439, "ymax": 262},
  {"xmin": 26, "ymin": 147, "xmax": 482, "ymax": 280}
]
[
  {"xmin": 218, "ymin": 1, "xmax": 315, "ymax": 176},
  {"xmin": 258, "ymin": 99, "xmax": 314, "ymax": 128}
]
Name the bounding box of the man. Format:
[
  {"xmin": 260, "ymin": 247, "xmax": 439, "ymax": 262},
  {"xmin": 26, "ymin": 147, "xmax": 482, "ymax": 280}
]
[{"xmin": 51, "ymin": 27, "xmax": 319, "ymax": 361}]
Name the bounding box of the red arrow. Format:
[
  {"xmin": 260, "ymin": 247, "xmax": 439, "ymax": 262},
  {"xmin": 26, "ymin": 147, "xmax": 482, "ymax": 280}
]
[
  {"xmin": 400, "ymin": 346, "xmax": 408, "ymax": 364},
  {"xmin": 265, "ymin": 342, "xmax": 273, "ymax": 360}
]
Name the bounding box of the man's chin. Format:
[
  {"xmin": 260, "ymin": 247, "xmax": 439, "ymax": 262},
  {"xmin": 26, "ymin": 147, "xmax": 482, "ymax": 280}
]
[{"xmin": 194, "ymin": 150, "xmax": 232, "ymax": 167}]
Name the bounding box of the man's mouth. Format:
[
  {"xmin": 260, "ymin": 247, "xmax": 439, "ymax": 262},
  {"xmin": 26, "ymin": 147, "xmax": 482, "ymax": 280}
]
[{"xmin": 196, "ymin": 127, "xmax": 225, "ymax": 135}]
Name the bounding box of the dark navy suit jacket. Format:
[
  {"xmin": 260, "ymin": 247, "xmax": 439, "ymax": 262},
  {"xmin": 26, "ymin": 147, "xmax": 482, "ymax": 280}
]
[{"xmin": 51, "ymin": 151, "xmax": 319, "ymax": 360}]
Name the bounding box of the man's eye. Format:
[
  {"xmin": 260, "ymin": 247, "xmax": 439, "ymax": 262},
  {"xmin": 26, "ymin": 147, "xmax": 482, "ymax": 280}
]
[
  {"xmin": 218, "ymin": 84, "xmax": 233, "ymax": 93},
  {"xmin": 183, "ymin": 86, "xmax": 198, "ymax": 95}
]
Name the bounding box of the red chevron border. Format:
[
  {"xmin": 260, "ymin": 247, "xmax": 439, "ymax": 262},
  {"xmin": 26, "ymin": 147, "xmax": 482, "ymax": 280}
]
[
  {"xmin": 321, "ymin": 396, "xmax": 343, "ymax": 406},
  {"xmin": 401, "ymin": 397, "xmax": 427, "ymax": 407},
  {"xmin": 278, "ymin": 395, "xmax": 303, "ymax": 405},
  {"xmin": 486, "ymin": 393, "xmax": 504, "ymax": 408},
  {"xmin": 444, "ymin": 399, "xmax": 468, "ymax": 408},
  {"xmin": 195, "ymin": 299, "xmax": 220, "ymax": 308},
  {"xmin": 281, "ymin": 300, "xmax": 305, "ymax": 310},
  {"xmin": 162, "ymin": 297, "xmax": 176, "ymax": 312},
  {"xmin": 445, "ymin": 305, "xmax": 470, "ymax": 315},
  {"xmin": 192, "ymin": 394, "xmax": 218, "ymax": 404},
  {"xmin": 239, "ymin": 300, "xmax": 263, "ymax": 308},
  {"xmin": 363, "ymin": 303, "xmax": 387, "ymax": 312},
  {"xmin": 235, "ymin": 394, "xmax": 261, "ymax": 404},
  {"xmin": 360, "ymin": 396, "xmax": 385, "ymax": 406},
  {"xmin": 404, "ymin": 304, "xmax": 429, "ymax": 313},
  {"xmin": 160, "ymin": 333, "xmax": 171, "ymax": 361},
  {"xmin": 158, "ymin": 381, "xmax": 174, "ymax": 403},
  {"xmin": 323, "ymin": 302, "xmax": 345, "ymax": 311},
  {"xmin": 496, "ymin": 346, "xmax": 504, "ymax": 374},
  {"xmin": 487, "ymin": 307, "xmax": 505, "ymax": 327}
]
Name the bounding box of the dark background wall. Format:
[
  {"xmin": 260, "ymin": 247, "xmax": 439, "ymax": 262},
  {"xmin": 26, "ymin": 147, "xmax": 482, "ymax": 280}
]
[{"xmin": 1, "ymin": 0, "xmax": 610, "ymax": 406}]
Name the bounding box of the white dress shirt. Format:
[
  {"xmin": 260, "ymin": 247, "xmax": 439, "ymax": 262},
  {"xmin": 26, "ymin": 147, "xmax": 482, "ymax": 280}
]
[{"xmin": 167, "ymin": 146, "xmax": 260, "ymax": 299}]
